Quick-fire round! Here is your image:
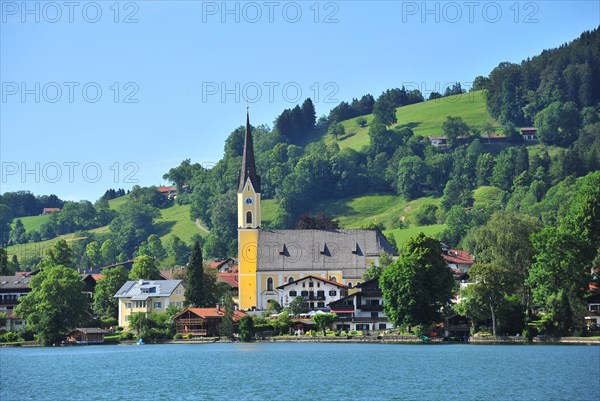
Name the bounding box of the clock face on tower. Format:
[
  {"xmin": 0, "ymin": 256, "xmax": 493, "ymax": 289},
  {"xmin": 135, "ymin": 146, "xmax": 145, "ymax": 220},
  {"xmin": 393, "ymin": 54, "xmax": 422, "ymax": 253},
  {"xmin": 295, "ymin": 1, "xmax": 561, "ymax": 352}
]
[{"xmin": 244, "ymin": 197, "xmax": 254, "ymax": 205}]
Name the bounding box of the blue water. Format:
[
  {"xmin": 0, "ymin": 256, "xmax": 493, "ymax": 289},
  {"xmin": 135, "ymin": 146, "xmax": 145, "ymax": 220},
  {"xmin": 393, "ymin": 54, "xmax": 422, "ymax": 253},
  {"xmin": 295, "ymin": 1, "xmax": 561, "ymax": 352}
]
[{"xmin": 1, "ymin": 343, "xmax": 599, "ymax": 401}]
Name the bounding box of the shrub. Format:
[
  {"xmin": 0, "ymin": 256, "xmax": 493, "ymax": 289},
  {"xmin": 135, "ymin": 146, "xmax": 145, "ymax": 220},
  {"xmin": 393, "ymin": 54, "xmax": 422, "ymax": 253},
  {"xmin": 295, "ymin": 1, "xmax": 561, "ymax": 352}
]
[
  {"xmin": 357, "ymin": 116, "xmax": 368, "ymax": 128},
  {"xmin": 100, "ymin": 317, "xmax": 118, "ymax": 329},
  {"xmin": 173, "ymin": 333, "xmax": 183, "ymax": 340},
  {"xmin": 119, "ymin": 331, "xmax": 134, "ymax": 341},
  {"xmin": 0, "ymin": 331, "xmax": 22, "ymax": 343},
  {"xmin": 334, "ymin": 330, "xmax": 341, "ymax": 337}
]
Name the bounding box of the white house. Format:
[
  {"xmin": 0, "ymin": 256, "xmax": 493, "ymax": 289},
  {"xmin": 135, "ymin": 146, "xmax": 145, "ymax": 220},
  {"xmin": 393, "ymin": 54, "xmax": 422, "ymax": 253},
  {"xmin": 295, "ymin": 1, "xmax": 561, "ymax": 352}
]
[{"xmin": 276, "ymin": 275, "xmax": 349, "ymax": 311}]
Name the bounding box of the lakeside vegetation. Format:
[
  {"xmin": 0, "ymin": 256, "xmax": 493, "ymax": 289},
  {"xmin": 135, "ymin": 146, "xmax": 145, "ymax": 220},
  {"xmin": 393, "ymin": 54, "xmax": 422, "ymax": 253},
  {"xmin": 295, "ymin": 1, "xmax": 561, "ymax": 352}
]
[{"xmin": 0, "ymin": 27, "xmax": 599, "ymax": 343}]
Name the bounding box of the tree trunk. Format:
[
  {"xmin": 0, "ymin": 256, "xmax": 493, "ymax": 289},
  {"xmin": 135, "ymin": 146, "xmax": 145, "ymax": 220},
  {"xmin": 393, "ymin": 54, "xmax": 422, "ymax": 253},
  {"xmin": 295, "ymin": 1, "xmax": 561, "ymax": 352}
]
[{"xmin": 490, "ymin": 305, "xmax": 496, "ymax": 337}]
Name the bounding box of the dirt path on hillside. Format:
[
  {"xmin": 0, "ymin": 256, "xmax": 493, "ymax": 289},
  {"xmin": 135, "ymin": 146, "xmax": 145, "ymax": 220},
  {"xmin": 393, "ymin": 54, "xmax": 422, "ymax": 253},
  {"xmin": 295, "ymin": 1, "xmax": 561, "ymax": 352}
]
[{"xmin": 195, "ymin": 219, "xmax": 210, "ymax": 233}]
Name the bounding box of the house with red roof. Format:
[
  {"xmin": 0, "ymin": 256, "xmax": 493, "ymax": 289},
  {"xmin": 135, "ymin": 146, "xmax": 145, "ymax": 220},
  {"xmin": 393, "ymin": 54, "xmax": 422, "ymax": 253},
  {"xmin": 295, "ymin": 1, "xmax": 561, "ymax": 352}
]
[
  {"xmin": 174, "ymin": 306, "xmax": 247, "ymax": 337},
  {"xmin": 443, "ymin": 249, "xmax": 474, "ymax": 273},
  {"xmin": 42, "ymin": 207, "xmax": 61, "ymax": 215},
  {"xmin": 157, "ymin": 185, "xmax": 177, "ymax": 199},
  {"xmin": 206, "ymin": 258, "xmax": 236, "ymax": 272}
]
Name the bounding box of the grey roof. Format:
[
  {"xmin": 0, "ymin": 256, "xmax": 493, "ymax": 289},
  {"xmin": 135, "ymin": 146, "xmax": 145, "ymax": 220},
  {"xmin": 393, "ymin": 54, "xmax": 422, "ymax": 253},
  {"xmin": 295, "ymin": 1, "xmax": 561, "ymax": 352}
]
[
  {"xmin": 256, "ymin": 229, "xmax": 396, "ymax": 279},
  {"xmin": 69, "ymin": 327, "xmax": 109, "ymax": 334},
  {"xmin": 114, "ymin": 280, "xmax": 183, "ymax": 298},
  {"xmin": 0, "ymin": 275, "xmax": 32, "ymax": 291}
]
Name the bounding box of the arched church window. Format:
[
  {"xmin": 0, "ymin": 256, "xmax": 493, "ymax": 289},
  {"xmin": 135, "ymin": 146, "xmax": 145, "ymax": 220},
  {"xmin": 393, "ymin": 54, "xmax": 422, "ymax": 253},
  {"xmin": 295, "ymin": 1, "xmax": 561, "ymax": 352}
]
[
  {"xmin": 246, "ymin": 211, "xmax": 252, "ymax": 225},
  {"xmin": 267, "ymin": 277, "xmax": 274, "ymax": 291}
]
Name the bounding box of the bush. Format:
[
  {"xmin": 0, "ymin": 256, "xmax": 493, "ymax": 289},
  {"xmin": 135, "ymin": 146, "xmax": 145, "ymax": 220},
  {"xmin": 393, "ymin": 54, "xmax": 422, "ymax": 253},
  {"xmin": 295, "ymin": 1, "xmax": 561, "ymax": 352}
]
[
  {"xmin": 0, "ymin": 331, "xmax": 22, "ymax": 343},
  {"xmin": 104, "ymin": 335, "xmax": 120, "ymax": 343},
  {"xmin": 173, "ymin": 333, "xmax": 183, "ymax": 340},
  {"xmin": 119, "ymin": 331, "xmax": 134, "ymax": 341},
  {"xmin": 100, "ymin": 317, "xmax": 118, "ymax": 329},
  {"xmin": 334, "ymin": 330, "xmax": 341, "ymax": 337},
  {"xmin": 414, "ymin": 204, "xmax": 438, "ymax": 226},
  {"xmin": 184, "ymin": 333, "xmax": 192, "ymax": 339},
  {"xmin": 357, "ymin": 117, "xmax": 368, "ymax": 128}
]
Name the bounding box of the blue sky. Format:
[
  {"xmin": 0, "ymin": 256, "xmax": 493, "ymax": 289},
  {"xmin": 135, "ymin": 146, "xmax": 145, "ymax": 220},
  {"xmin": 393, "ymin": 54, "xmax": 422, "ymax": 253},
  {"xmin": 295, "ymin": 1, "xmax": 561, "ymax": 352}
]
[{"xmin": 1, "ymin": 0, "xmax": 599, "ymax": 201}]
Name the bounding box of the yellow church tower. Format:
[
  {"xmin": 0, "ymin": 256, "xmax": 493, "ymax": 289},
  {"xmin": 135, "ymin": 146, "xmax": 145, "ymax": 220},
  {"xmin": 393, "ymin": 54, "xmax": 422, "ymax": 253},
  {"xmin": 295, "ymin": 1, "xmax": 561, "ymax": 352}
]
[{"xmin": 238, "ymin": 111, "xmax": 261, "ymax": 310}]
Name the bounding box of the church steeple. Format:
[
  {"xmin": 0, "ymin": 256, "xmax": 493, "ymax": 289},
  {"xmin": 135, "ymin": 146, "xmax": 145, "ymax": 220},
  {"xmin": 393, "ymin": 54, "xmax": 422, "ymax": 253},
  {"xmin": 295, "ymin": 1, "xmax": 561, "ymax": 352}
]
[{"xmin": 238, "ymin": 110, "xmax": 261, "ymax": 194}]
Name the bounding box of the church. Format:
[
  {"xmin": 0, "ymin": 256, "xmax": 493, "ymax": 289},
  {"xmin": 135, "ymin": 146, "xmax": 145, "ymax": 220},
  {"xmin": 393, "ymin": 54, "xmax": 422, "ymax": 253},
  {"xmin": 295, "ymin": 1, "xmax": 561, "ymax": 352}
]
[{"xmin": 237, "ymin": 113, "xmax": 396, "ymax": 310}]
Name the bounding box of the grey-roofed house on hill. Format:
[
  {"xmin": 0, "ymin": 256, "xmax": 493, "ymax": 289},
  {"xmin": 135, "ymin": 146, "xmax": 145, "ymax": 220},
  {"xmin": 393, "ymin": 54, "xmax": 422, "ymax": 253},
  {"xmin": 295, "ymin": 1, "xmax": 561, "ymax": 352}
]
[{"xmin": 114, "ymin": 279, "xmax": 185, "ymax": 328}]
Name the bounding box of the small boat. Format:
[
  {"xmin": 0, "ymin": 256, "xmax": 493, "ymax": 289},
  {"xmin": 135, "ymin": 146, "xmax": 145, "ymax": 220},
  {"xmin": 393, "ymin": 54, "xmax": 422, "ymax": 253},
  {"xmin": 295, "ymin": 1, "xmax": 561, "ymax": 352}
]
[{"xmin": 137, "ymin": 338, "xmax": 145, "ymax": 345}]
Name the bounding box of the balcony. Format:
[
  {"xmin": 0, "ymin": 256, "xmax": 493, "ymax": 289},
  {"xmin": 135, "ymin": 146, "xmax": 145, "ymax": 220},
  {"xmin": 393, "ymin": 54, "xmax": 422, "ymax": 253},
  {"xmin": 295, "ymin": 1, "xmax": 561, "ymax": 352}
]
[
  {"xmin": 0, "ymin": 298, "xmax": 18, "ymax": 305},
  {"xmin": 359, "ymin": 304, "xmax": 383, "ymax": 311},
  {"xmin": 302, "ymin": 295, "xmax": 326, "ymax": 301}
]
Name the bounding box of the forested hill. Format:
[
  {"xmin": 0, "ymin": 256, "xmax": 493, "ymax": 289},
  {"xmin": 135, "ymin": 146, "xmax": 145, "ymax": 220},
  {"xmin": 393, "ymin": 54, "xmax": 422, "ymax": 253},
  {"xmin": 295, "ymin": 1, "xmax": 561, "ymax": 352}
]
[{"xmin": 2, "ymin": 27, "xmax": 599, "ymax": 273}]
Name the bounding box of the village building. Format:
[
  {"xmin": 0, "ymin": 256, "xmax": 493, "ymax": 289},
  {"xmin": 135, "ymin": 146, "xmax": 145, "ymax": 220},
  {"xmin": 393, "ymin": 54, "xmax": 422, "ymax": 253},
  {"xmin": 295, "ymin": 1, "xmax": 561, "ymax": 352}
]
[
  {"xmin": 42, "ymin": 207, "xmax": 61, "ymax": 215},
  {"xmin": 520, "ymin": 127, "xmax": 538, "ymax": 141},
  {"xmin": 207, "ymin": 258, "xmax": 236, "ymax": 272},
  {"xmin": 443, "ymin": 249, "xmax": 474, "ymax": 273},
  {"xmin": 157, "ymin": 185, "xmax": 177, "ymax": 199},
  {"xmin": 328, "ymin": 279, "xmax": 391, "ymax": 332},
  {"xmin": 0, "ymin": 275, "xmax": 32, "ymax": 332},
  {"xmin": 65, "ymin": 327, "xmax": 109, "ymax": 345},
  {"xmin": 81, "ymin": 273, "xmax": 104, "ymax": 313},
  {"xmin": 114, "ymin": 279, "xmax": 185, "ymax": 327},
  {"xmin": 236, "ymin": 112, "xmax": 396, "ymax": 311},
  {"xmin": 174, "ymin": 307, "xmax": 247, "ymax": 337},
  {"xmin": 276, "ymin": 275, "xmax": 349, "ymax": 310}
]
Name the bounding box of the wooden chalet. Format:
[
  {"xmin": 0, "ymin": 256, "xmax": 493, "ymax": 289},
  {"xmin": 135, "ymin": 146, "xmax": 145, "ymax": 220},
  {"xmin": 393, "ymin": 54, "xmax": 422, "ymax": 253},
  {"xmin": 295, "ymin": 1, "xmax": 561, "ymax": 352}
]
[
  {"xmin": 174, "ymin": 307, "xmax": 247, "ymax": 337},
  {"xmin": 66, "ymin": 328, "xmax": 109, "ymax": 345}
]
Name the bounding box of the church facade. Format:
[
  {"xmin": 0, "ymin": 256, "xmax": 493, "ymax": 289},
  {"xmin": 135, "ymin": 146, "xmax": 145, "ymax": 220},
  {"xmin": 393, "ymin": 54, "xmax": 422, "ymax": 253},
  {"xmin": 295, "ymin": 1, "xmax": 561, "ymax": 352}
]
[{"xmin": 237, "ymin": 113, "xmax": 396, "ymax": 310}]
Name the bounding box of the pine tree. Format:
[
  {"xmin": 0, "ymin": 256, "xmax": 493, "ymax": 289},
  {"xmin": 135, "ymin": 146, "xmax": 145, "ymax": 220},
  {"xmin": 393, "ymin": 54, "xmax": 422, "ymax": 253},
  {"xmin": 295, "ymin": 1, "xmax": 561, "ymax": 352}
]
[{"xmin": 184, "ymin": 241, "xmax": 204, "ymax": 307}]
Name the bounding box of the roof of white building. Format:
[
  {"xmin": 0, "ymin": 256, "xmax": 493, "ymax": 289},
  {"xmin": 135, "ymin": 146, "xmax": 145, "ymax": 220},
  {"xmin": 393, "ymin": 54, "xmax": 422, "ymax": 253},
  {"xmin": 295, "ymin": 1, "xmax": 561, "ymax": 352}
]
[{"xmin": 114, "ymin": 279, "xmax": 183, "ymax": 299}]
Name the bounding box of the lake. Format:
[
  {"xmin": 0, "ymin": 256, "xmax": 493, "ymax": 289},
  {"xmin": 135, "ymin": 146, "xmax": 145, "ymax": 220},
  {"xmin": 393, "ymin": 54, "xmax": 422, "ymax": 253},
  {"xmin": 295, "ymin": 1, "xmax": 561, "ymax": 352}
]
[{"xmin": 1, "ymin": 343, "xmax": 599, "ymax": 401}]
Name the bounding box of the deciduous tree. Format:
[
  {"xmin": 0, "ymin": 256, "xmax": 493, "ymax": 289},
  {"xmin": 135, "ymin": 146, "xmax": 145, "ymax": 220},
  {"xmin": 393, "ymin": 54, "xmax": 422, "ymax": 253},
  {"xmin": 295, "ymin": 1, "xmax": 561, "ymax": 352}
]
[
  {"xmin": 129, "ymin": 255, "xmax": 161, "ymax": 281},
  {"xmin": 15, "ymin": 264, "xmax": 88, "ymax": 345},
  {"xmin": 380, "ymin": 234, "xmax": 454, "ymax": 330},
  {"xmin": 93, "ymin": 266, "xmax": 129, "ymax": 318},
  {"xmin": 312, "ymin": 313, "xmax": 338, "ymax": 336}
]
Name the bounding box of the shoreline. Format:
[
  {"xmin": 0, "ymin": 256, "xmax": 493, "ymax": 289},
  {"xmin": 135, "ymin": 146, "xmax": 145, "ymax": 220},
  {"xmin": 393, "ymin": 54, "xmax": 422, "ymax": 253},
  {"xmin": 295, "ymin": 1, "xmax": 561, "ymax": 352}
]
[{"xmin": 4, "ymin": 335, "xmax": 599, "ymax": 347}]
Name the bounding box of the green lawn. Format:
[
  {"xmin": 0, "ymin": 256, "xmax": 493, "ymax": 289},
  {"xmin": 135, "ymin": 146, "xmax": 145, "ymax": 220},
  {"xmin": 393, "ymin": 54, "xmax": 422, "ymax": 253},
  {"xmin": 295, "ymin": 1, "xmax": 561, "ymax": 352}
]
[
  {"xmin": 6, "ymin": 233, "xmax": 91, "ymax": 260},
  {"xmin": 261, "ymin": 193, "xmax": 444, "ymax": 249},
  {"xmin": 157, "ymin": 203, "xmax": 207, "ymax": 243},
  {"xmin": 473, "ymin": 186, "xmax": 504, "ymax": 209},
  {"xmin": 261, "ymin": 199, "xmax": 278, "ymax": 226},
  {"xmin": 311, "ymin": 193, "xmax": 442, "ymax": 229},
  {"xmin": 324, "ymin": 90, "xmax": 500, "ymax": 151},
  {"xmin": 384, "ymin": 224, "xmax": 446, "ymax": 248},
  {"xmin": 12, "ymin": 214, "xmax": 50, "ymax": 232},
  {"xmin": 108, "ymin": 195, "xmax": 129, "ymax": 210}
]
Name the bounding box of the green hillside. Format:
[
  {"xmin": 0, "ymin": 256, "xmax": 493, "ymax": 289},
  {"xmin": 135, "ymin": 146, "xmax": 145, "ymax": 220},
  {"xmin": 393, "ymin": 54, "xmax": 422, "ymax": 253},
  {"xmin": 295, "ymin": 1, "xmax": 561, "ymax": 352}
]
[
  {"xmin": 6, "ymin": 197, "xmax": 206, "ymax": 260},
  {"xmin": 13, "ymin": 214, "xmax": 51, "ymax": 232},
  {"xmin": 262, "ymin": 193, "xmax": 445, "ymax": 247},
  {"xmin": 325, "ymin": 90, "xmax": 500, "ymax": 151}
]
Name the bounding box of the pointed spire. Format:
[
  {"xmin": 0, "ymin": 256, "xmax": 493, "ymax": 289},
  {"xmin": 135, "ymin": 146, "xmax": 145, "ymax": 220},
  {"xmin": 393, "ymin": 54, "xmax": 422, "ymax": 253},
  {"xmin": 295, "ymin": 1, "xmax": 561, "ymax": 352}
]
[{"xmin": 238, "ymin": 109, "xmax": 261, "ymax": 193}]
